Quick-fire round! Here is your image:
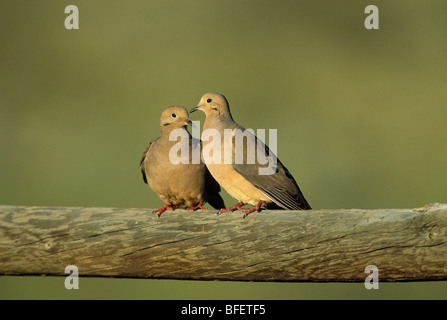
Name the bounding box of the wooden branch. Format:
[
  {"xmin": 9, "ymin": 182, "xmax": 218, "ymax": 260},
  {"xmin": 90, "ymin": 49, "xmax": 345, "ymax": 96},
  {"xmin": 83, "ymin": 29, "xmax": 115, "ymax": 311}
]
[{"xmin": 0, "ymin": 204, "xmax": 446, "ymax": 282}]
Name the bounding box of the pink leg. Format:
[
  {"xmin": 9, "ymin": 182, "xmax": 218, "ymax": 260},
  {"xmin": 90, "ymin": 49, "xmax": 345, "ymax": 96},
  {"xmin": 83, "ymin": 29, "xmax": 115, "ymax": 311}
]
[
  {"xmin": 242, "ymin": 200, "xmax": 265, "ymax": 218},
  {"xmin": 153, "ymin": 204, "xmax": 176, "ymax": 217},
  {"xmin": 187, "ymin": 203, "xmax": 208, "ymax": 211},
  {"xmin": 218, "ymin": 202, "xmax": 245, "ymax": 215}
]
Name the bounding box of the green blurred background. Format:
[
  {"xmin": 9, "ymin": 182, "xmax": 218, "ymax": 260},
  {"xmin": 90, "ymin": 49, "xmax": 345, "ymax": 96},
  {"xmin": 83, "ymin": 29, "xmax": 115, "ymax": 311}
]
[{"xmin": 1, "ymin": 0, "xmax": 446, "ymax": 299}]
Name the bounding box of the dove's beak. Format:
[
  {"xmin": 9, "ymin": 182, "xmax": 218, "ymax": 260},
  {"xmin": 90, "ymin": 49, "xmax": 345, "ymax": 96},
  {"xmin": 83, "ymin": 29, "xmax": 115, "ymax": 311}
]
[
  {"xmin": 183, "ymin": 119, "xmax": 194, "ymax": 127},
  {"xmin": 190, "ymin": 105, "xmax": 201, "ymax": 113}
]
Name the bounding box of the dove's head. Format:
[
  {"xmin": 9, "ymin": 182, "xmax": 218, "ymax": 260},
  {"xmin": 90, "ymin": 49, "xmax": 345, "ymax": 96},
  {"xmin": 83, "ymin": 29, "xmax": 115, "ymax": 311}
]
[
  {"xmin": 160, "ymin": 106, "xmax": 192, "ymax": 130},
  {"xmin": 190, "ymin": 92, "xmax": 233, "ymax": 122}
]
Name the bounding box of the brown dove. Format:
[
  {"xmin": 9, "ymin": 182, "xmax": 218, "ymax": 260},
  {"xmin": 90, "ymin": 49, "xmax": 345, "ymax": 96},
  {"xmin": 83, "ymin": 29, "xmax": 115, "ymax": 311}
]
[
  {"xmin": 190, "ymin": 93, "xmax": 311, "ymax": 217},
  {"xmin": 140, "ymin": 105, "xmax": 225, "ymax": 216}
]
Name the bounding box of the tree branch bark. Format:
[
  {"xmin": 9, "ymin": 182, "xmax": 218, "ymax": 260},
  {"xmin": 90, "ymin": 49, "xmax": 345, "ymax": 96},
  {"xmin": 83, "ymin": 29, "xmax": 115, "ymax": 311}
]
[{"xmin": 0, "ymin": 204, "xmax": 446, "ymax": 282}]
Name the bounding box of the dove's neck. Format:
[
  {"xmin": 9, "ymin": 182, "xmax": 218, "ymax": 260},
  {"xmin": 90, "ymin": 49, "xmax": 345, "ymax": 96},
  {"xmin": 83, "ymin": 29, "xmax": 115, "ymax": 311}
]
[
  {"xmin": 160, "ymin": 125, "xmax": 191, "ymax": 143},
  {"xmin": 203, "ymin": 112, "xmax": 237, "ymax": 132}
]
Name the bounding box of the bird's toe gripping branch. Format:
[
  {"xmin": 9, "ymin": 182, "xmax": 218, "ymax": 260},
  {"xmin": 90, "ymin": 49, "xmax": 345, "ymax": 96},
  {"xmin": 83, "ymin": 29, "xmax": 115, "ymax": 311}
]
[
  {"xmin": 242, "ymin": 200, "xmax": 265, "ymax": 218},
  {"xmin": 153, "ymin": 204, "xmax": 176, "ymax": 217},
  {"xmin": 186, "ymin": 203, "xmax": 208, "ymax": 211},
  {"xmin": 217, "ymin": 202, "xmax": 245, "ymax": 215}
]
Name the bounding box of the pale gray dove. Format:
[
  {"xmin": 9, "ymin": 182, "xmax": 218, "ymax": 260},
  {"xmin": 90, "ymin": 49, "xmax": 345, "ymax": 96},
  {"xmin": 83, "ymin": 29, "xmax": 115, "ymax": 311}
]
[
  {"xmin": 190, "ymin": 93, "xmax": 311, "ymax": 217},
  {"xmin": 140, "ymin": 105, "xmax": 225, "ymax": 216}
]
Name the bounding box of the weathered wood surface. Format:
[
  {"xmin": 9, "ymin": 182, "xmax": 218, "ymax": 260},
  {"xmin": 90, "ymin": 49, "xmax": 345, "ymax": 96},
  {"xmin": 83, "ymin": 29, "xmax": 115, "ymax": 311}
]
[{"xmin": 0, "ymin": 204, "xmax": 446, "ymax": 282}]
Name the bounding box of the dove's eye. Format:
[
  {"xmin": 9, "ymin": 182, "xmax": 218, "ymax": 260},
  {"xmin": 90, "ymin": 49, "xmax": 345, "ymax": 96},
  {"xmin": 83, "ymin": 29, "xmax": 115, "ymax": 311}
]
[
  {"xmin": 171, "ymin": 113, "xmax": 178, "ymax": 118},
  {"xmin": 206, "ymin": 98, "xmax": 213, "ymax": 103}
]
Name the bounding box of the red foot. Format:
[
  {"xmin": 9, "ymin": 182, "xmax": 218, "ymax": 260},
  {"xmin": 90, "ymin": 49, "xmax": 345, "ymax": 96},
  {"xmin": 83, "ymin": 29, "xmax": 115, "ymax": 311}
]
[
  {"xmin": 187, "ymin": 203, "xmax": 208, "ymax": 211},
  {"xmin": 218, "ymin": 202, "xmax": 245, "ymax": 215},
  {"xmin": 153, "ymin": 204, "xmax": 176, "ymax": 217},
  {"xmin": 242, "ymin": 200, "xmax": 265, "ymax": 218}
]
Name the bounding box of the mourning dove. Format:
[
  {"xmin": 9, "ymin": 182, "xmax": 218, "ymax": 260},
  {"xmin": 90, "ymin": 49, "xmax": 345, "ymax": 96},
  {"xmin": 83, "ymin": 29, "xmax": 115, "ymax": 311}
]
[
  {"xmin": 190, "ymin": 93, "xmax": 311, "ymax": 217},
  {"xmin": 140, "ymin": 105, "xmax": 225, "ymax": 216}
]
